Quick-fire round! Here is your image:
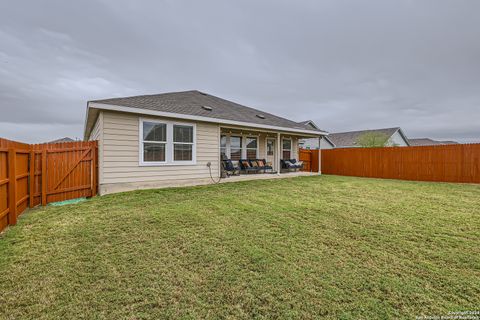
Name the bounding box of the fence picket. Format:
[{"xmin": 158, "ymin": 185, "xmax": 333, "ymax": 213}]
[
  {"xmin": 0, "ymin": 138, "xmax": 98, "ymax": 232},
  {"xmin": 313, "ymin": 144, "xmax": 480, "ymax": 184}
]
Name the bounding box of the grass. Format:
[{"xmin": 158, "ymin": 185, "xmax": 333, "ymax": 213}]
[{"xmin": 0, "ymin": 175, "xmax": 479, "ymax": 319}]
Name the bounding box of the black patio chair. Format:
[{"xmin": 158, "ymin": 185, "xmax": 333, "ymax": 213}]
[
  {"xmin": 289, "ymin": 159, "xmax": 304, "ymax": 171},
  {"xmin": 281, "ymin": 159, "xmax": 300, "ymax": 172},
  {"xmin": 222, "ymin": 159, "xmax": 240, "ymax": 177}
]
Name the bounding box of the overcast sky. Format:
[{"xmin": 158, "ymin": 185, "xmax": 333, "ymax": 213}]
[{"xmin": 1, "ymin": 0, "xmax": 479, "ymax": 143}]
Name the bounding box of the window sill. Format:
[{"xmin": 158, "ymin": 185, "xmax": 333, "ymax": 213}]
[{"xmin": 139, "ymin": 161, "xmax": 197, "ymax": 167}]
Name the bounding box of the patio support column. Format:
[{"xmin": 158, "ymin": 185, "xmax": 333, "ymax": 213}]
[
  {"xmin": 318, "ymin": 136, "xmax": 322, "ymax": 175},
  {"xmin": 277, "ymin": 133, "xmax": 281, "ymax": 175}
]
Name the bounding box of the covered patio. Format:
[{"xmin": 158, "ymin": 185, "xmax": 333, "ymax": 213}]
[{"xmin": 219, "ymin": 126, "xmax": 322, "ymax": 177}]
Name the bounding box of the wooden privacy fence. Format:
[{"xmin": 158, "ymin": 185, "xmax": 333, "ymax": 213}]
[
  {"xmin": 0, "ymin": 138, "xmax": 98, "ymax": 232},
  {"xmin": 299, "ymin": 148, "xmax": 319, "ymax": 172},
  {"xmin": 300, "ymin": 144, "xmax": 480, "ymax": 183}
]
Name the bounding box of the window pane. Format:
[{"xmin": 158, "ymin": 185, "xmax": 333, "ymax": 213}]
[
  {"xmin": 246, "ymin": 137, "xmax": 257, "ymax": 149},
  {"xmin": 282, "ymin": 150, "xmax": 291, "ymax": 160},
  {"xmin": 247, "ymin": 149, "xmax": 257, "ymax": 159},
  {"xmin": 230, "ymin": 136, "xmax": 242, "ymax": 148},
  {"xmin": 144, "ymin": 143, "xmax": 165, "ymax": 162},
  {"xmin": 282, "ymin": 139, "xmax": 292, "ymax": 150},
  {"xmin": 267, "ymin": 140, "xmax": 274, "ymax": 156},
  {"xmin": 143, "ymin": 122, "xmax": 166, "ymax": 142},
  {"xmin": 220, "ymin": 135, "xmax": 227, "ymax": 148},
  {"xmin": 220, "ymin": 148, "xmax": 227, "ymax": 159},
  {"xmin": 174, "ymin": 144, "xmax": 192, "ymax": 161},
  {"xmin": 173, "ymin": 125, "xmax": 193, "ymax": 143},
  {"xmin": 231, "ymin": 148, "xmax": 241, "ymax": 161}
]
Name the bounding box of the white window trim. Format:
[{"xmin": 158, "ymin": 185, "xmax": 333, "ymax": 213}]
[
  {"xmin": 245, "ymin": 136, "xmax": 259, "ymax": 159},
  {"xmin": 282, "ymin": 138, "xmax": 292, "ymax": 159},
  {"xmin": 139, "ymin": 117, "xmax": 196, "ymax": 166},
  {"xmin": 266, "ymin": 137, "xmax": 276, "ymax": 157},
  {"xmin": 219, "ymin": 133, "xmax": 260, "ymax": 160}
]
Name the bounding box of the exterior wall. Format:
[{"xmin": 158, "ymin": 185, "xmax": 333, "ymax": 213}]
[
  {"xmin": 88, "ymin": 112, "xmax": 104, "ymax": 184},
  {"xmin": 299, "ymin": 137, "xmax": 334, "ymax": 150},
  {"xmin": 387, "ymin": 131, "xmax": 409, "ymax": 147},
  {"xmin": 99, "ymin": 111, "xmax": 220, "ymax": 195}
]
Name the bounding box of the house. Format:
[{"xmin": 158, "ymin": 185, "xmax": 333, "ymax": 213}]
[
  {"xmin": 298, "ymin": 121, "xmax": 336, "ymax": 149},
  {"xmin": 48, "ymin": 137, "xmax": 75, "ymax": 143},
  {"xmin": 83, "ymin": 90, "xmax": 327, "ymax": 195},
  {"xmin": 409, "ymin": 138, "xmax": 458, "ymax": 146},
  {"xmin": 300, "ymin": 127, "xmax": 409, "ymax": 149}
]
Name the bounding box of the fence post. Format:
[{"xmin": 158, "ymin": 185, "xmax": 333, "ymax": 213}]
[
  {"xmin": 29, "ymin": 150, "xmax": 35, "ymax": 208},
  {"xmin": 8, "ymin": 148, "xmax": 17, "ymax": 225},
  {"xmin": 90, "ymin": 143, "xmax": 96, "ymax": 197},
  {"xmin": 41, "ymin": 149, "xmax": 47, "ymax": 206},
  {"xmin": 318, "ymin": 137, "xmax": 322, "ymax": 175}
]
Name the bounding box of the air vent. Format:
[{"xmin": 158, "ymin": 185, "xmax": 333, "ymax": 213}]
[
  {"xmin": 256, "ymin": 114, "xmax": 265, "ymax": 119},
  {"xmin": 202, "ymin": 106, "xmax": 213, "ymax": 111}
]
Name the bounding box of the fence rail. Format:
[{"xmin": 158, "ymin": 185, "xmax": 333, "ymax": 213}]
[
  {"xmin": 300, "ymin": 144, "xmax": 480, "ymax": 184},
  {"xmin": 299, "ymin": 149, "xmax": 319, "ymax": 172},
  {"xmin": 0, "ymin": 138, "xmax": 98, "ymax": 232}
]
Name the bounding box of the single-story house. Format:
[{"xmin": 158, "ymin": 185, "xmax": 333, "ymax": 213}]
[
  {"xmin": 48, "ymin": 137, "xmax": 75, "ymax": 143},
  {"xmin": 84, "ymin": 90, "xmax": 327, "ymax": 195},
  {"xmin": 409, "ymin": 138, "xmax": 458, "ymax": 146},
  {"xmin": 300, "ymin": 127, "xmax": 409, "ymax": 149}
]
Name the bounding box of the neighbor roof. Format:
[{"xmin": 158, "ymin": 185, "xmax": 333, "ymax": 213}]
[
  {"xmin": 85, "ymin": 90, "xmax": 327, "ymax": 138},
  {"xmin": 48, "ymin": 137, "xmax": 75, "ymax": 143},
  {"xmin": 328, "ymin": 127, "xmax": 408, "ymax": 147},
  {"xmin": 297, "ymin": 120, "xmax": 320, "ymax": 130},
  {"xmin": 409, "ymin": 138, "xmax": 458, "ymax": 146}
]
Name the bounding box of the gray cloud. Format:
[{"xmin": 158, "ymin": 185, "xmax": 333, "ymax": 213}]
[{"xmin": 1, "ymin": 0, "xmax": 479, "ymax": 143}]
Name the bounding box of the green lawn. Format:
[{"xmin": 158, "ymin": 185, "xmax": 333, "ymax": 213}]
[{"xmin": 1, "ymin": 175, "xmax": 479, "ymax": 319}]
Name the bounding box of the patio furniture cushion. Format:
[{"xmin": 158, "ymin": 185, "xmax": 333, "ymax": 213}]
[
  {"xmin": 257, "ymin": 160, "xmax": 265, "ymax": 167},
  {"xmin": 241, "ymin": 160, "xmax": 251, "ymax": 168}
]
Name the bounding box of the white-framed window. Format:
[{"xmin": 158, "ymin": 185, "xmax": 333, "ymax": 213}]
[
  {"xmin": 246, "ymin": 137, "xmax": 258, "ymax": 159},
  {"xmin": 220, "ymin": 134, "xmax": 260, "ymax": 161},
  {"xmin": 220, "ymin": 135, "xmax": 227, "ymax": 159},
  {"xmin": 173, "ymin": 125, "xmax": 194, "ymax": 161},
  {"xmin": 282, "ymin": 138, "xmax": 292, "ymax": 159},
  {"xmin": 139, "ymin": 118, "xmax": 196, "ymax": 166},
  {"xmin": 230, "ymin": 136, "xmax": 242, "ymax": 161},
  {"xmin": 142, "ymin": 121, "xmax": 167, "ymax": 163}
]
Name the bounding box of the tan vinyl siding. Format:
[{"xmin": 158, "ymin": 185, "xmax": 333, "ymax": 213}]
[
  {"xmin": 101, "ymin": 111, "xmax": 220, "ymax": 188},
  {"xmin": 88, "ymin": 112, "xmax": 104, "ymax": 184},
  {"xmin": 258, "ymin": 133, "xmax": 266, "ymax": 159}
]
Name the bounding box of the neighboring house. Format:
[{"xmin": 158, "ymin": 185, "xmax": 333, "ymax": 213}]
[
  {"xmin": 298, "ymin": 120, "xmax": 335, "ymax": 149},
  {"xmin": 300, "ymin": 127, "xmax": 409, "ymax": 149},
  {"xmin": 49, "ymin": 137, "xmax": 75, "ymax": 143},
  {"xmin": 409, "ymin": 138, "xmax": 458, "ymax": 146},
  {"xmin": 84, "ymin": 90, "xmax": 327, "ymax": 195}
]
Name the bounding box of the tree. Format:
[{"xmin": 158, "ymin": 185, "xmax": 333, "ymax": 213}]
[{"xmin": 356, "ymin": 132, "xmax": 390, "ymax": 147}]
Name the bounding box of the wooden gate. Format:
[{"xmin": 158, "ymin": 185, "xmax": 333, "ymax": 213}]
[
  {"xmin": 31, "ymin": 141, "xmax": 98, "ymax": 206},
  {"xmin": 299, "ymin": 149, "xmax": 319, "ymax": 172},
  {"xmin": 0, "ymin": 138, "xmax": 98, "ymax": 232}
]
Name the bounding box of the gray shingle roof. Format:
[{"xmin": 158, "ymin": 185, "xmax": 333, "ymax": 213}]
[
  {"xmin": 297, "ymin": 120, "xmax": 320, "ymax": 130},
  {"xmin": 48, "ymin": 137, "xmax": 75, "ymax": 143},
  {"xmin": 409, "ymin": 138, "xmax": 458, "ymax": 146},
  {"xmin": 90, "ymin": 90, "xmax": 325, "ymax": 133},
  {"xmin": 328, "ymin": 127, "xmax": 402, "ymax": 147}
]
